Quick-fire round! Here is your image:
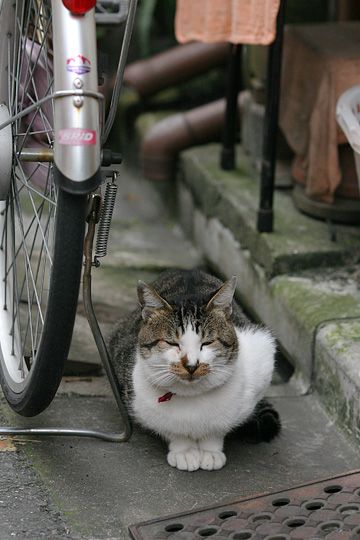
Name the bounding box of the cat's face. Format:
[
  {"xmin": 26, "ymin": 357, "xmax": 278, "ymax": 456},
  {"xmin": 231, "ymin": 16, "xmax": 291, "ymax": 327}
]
[{"xmin": 137, "ymin": 278, "xmax": 239, "ymax": 395}]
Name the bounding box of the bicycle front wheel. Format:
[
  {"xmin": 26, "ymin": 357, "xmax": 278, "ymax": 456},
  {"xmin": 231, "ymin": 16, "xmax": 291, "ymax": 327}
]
[{"xmin": 0, "ymin": 0, "xmax": 87, "ymax": 416}]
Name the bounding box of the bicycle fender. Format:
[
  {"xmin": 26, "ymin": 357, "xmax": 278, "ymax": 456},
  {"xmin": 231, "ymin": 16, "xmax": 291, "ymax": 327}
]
[{"xmin": 51, "ymin": 0, "xmax": 102, "ymax": 193}]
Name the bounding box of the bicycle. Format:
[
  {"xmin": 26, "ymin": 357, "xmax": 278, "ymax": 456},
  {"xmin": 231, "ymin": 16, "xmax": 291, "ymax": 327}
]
[{"xmin": 0, "ymin": 0, "xmax": 137, "ymax": 428}]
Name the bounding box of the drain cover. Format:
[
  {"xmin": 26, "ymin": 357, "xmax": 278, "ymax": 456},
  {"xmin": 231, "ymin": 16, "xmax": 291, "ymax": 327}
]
[{"xmin": 129, "ymin": 471, "xmax": 360, "ymax": 539}]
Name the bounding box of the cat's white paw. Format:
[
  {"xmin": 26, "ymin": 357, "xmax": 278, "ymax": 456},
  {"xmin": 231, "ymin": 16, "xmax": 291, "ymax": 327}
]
[
  {"xmin": 167, "ymin": 448, "xmax": 201, "ymax": 471},
  {"xmin": 200, "ymin": 450, "xmax": 226, "ymax": 471}
]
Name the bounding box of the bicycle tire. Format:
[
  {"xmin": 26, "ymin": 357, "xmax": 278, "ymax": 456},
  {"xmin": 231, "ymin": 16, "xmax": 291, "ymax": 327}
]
[
  {"xmin": 0, "ymin": 190, "xmax": 87, "ymax": 416},
  {"xmin": 0, "ymin": 1, "xmax": 87, "ymax": 416}
]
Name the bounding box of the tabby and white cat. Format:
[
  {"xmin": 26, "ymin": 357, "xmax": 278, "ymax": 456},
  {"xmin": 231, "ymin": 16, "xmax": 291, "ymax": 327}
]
[{"xmin": 109, "ymin": 269, "xmax": 280, "ymax": 472}]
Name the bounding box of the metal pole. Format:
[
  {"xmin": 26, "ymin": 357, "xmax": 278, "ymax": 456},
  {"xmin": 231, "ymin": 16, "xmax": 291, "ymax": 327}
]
[
  {"xmin": 220, "ymin": 44, "xmax": 242, "ymax": 170},
  {"xmin": 256, "ymin": 0, "xmax": 286, "ymax": 233}
]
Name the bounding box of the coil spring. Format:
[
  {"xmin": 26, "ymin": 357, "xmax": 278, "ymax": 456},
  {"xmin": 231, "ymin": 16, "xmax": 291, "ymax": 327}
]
[{"xmin": 95, "ymin": 180, "xmax": 118, "ymax": 259}]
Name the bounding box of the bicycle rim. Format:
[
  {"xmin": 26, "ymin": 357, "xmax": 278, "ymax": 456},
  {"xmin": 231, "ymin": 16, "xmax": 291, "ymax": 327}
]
[{"xmin": 0, "ymin": 0, "xmax": 86, "ymax": 414}]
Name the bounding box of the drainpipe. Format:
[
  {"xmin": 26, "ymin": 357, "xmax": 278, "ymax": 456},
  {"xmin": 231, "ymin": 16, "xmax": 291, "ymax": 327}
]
[
  {"xmin": 141, "ymin": 99, "xmax": 228, "ymax": 182},
  {"xmin": 124, "ymin": 42, "xmax": 229, "ymax": 98}
]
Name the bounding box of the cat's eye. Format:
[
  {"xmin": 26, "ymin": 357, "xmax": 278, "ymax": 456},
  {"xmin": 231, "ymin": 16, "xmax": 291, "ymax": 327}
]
[
  {"xmin": 158, "ymin": 340, "xmax": 179, "ymax": 348},
  {"xmin": 201, "ymin": 341, "xmax": 214, "ymax": 349},
  {"xmin": 164, "ymin": 340, "xmax": 179, "ymax": 347}
]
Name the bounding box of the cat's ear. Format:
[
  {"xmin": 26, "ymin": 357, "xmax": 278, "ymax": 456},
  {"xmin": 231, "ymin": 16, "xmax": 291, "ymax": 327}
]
[
  {"xmin": 137, "ymin": 281, "xmax": 172, "ymax": 320},
  {"xmin": 206, "ymin": 276, "xmax": 237, "ymax": 317}
]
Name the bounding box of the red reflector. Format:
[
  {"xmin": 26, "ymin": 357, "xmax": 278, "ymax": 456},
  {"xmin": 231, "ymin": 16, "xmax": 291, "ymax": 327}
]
[{"xmin": 62, "ymin": 0, "xmax": 96, "ymax": 15}]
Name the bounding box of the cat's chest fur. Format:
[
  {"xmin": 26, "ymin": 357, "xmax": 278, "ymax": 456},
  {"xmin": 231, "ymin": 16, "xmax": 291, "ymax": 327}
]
[{"xmin": 132, "ymin": 326, "xmax": 274, "ymax": 441}]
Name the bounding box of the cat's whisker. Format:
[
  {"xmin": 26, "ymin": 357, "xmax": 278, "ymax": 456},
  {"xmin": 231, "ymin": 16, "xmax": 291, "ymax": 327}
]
[
  {"xmin": 148, "ymin": 368, "xmax": 170, "ymax": 377},
  {"xmin": 211, "ymin": 366, "xmax": 232, "ymax": 375},
  {"xmin": 156, "ymin": 373, "xmax": 177, "ymax": 380},
  {"xmin": 212, "ymin": 361, "xmax": 233, "ymax": 370},
  {"xmin": 213, "ymin": 367, "xmax": 232, "ymax": 375},
  {"xmin": 148, "ymin": 371, "xmax": 177, "ymax": 386}
]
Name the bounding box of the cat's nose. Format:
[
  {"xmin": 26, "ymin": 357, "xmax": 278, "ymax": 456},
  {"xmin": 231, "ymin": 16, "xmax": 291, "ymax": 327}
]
[
  {"xmin": 180, "ymin": 355, "xmax": 199, "ymax": 374},
  {"xmin": 184, "ymin": 361, "xmax": 199, "ymax": 375}
]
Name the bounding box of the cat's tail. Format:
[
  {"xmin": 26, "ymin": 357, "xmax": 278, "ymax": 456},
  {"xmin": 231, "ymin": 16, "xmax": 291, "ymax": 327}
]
[{"xmin": 232, "ymin": 399, "xmax": 281, "ymax": 444}]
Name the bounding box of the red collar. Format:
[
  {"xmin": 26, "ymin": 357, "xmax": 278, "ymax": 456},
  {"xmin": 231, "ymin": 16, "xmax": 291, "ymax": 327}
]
[{"xmin": 158, "ymin": 391, "xmax": 175, "ymax": 403}]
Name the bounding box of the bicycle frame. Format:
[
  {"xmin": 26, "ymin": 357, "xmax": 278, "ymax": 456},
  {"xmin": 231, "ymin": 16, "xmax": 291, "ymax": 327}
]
[{"xmin": 52, "ymin": 0, "xmax": 102, "ymax": 194}]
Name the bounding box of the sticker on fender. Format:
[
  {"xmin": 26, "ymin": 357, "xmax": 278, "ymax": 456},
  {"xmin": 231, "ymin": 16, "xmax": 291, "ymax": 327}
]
[{"xmin": 58, "ymin": 128, "xmax": 96, "ymax": 145}]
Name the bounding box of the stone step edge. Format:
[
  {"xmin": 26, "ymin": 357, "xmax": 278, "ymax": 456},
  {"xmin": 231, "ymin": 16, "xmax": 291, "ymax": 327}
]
[{"xmin": 177, "ymin": 180, "xmax": 360, "ymax": 444}]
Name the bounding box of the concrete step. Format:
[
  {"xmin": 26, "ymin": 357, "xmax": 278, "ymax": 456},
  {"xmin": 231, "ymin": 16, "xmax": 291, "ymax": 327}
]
[{"xmin": 178, "ymin": 144, "xmax": 360, "ymax": 443}]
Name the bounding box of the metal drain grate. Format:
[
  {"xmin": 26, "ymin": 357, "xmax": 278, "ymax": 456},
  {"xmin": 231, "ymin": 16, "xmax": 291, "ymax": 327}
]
[{"xmin": 129, "ymin": 471, "xmax": 360, "ymax": 539}]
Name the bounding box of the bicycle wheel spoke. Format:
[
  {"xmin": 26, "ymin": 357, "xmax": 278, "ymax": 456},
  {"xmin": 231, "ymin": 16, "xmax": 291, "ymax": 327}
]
[
  {"xmin": 9, "ymin": 188, "xmax": 48, "ymax": 313},
  {"xmin": 17, "ymin": 129, "xmax": 53, "ymax": 137},
  {"xmin": 32, "ymin": 207, "xmax": 53, "ymax": 346},
  {"xmin": 10, "ymin": 68, "xmax": 54, "ymax": 151},
  {"xmin": 16, "ymin": 95, "xmax": 53, "ymax": 154},
  {"xmin": 4, "ymin": 173, "xmax": 54, "ymax": 283},
  {"xmin": 1, "ymin": 199, "xmax": 9, "ymax": 311},
  {"xmin": 14, "ymin": 164, "xmax": 56, "ymax": 207},
  {"xmin": 22, "ymin": 246, "xmax": 36, "ymax": 364},
  {"xmin": 13, "ymin": 7, "xmax": 23, "ymax": 109},
  {"xmin": 9, "ymin": 188, "xmax": 21, "ymax": 358},
  {"xmin": 17, "ymin": 166, "xmax": 54, "ymax": 264},
  {"xmin": 13, "ymin": 2, "xmax": 53, "ymax": 152},
  {"xmin": 12, "ymin": 195, "xmax": 45, "ymax": 335},
  {"xmin": 19, "ymin": 2, "xmax": 46, "ymax": 112}
]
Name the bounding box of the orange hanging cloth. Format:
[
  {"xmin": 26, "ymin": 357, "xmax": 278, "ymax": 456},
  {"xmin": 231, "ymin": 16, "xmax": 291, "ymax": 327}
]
[{"xmin": 175, "ymin": 0, "xmax": 281, "ymax": 45}]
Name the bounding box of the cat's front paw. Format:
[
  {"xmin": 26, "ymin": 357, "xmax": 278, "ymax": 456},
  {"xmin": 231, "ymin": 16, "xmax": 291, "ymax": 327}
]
[
  {"xmin": 167, "ymin": 448, "xmax": 201, "ymax": 472},
  {"xmin": 200, "ymin": 450, "xmax": 226, "ymax": 471}
]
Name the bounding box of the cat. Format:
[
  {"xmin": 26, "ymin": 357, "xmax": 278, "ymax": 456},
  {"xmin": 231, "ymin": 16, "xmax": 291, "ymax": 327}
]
[{"xmin": 109, "ymin": 269, "xmax": 280, "ymax": 472}]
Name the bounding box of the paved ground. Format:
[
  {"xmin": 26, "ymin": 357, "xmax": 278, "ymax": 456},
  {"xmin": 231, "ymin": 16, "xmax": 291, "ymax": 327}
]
[{"xmin": 0, "ymin": 166, "xmax": 360, "ymax": 539}]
